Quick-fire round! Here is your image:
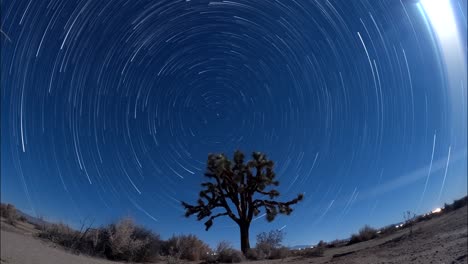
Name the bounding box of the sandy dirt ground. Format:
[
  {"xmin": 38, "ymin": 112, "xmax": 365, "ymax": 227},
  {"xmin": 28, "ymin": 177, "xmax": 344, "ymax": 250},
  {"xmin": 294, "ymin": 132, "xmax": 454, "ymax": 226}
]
[
  {"xmin": 1, "ymin": 206, "xmax": 467, "ymax": 264},
  {"xmin": 259, "ymin": 205, "xmax": 468, "ymax": 264}
]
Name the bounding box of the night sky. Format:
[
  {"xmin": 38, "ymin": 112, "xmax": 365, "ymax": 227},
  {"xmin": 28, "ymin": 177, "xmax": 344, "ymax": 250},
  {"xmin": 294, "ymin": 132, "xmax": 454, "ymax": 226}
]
[{"xmin": 1, "ymin": 0, "xmax": 467, "ymax": 248}]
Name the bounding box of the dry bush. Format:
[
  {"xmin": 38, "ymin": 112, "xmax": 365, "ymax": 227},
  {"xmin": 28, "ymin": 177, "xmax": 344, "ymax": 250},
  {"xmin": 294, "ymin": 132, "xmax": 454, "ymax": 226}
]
[
  {"xmin": 104, "ymin": 218, "xmax": 161, "ymax": 262},
  {"xmin": 228, "ymin": 250, "xmax": 245, "ymax": 263},
  {"xmin": 202, "ymin": 241, "xmax": 244, "ymax": 263},
  {"xmin": 452, "ymin": 196, "xmax": 468, "ymax": 209},
  {"xmin": 218, "ymin": 249, "xmax": 245, "ymax": 263},
  {"xmin": 202, "ymin": 253, "xmax": 219, "ymax": 264},
  {"xmin": 317, "ymin": 240, "xmax": 327, "ymax": 247},
  {"xmin": 246, "ymin": 248, "xmax": 266, "ymax": 260},
  {"xmin": 445, "ymin": 196, "xmax": 468, "ymax": 212},
  {"xmin": 1, "ymin": 203, "xmax": 19, "ymax": 226},
  {"xmin": 379, "ymin": 224, "xmax": 397, "ymax": 235},
  {"xmin": 348, "ymin": 225, "xmax": 378, "ymax": 245},
  {"xmin": 216, "ymin": 240, "xmax": 232, "ymax": 253},
  {"xmin": 303, "ymin": 246, "xmax": 324, "ymax": 257},
  {"xmin": 298, "ymin": 241, "xmax": 327, "ymax": 257},
  {"xmin": 38, "ymin": 217, "xmax": 160, "ymax": 263},
  {"xmin": 326, "ymin": 239, "xmax": 347, "ymax": 248},
  {"xmin": 38, "ymin": 222, "xmax": 79, "ymax": 248},
  {"xmin": 107, "ymin": 218, "xmax": 141, "ymax": 259},
  {"xmin": 38, "ymin": 222, "xmax": 103, "ymax": 256},
  {"xmin": 255, "ymin": 229, "xmax": 285, "ymax": 258},
  {"xmin": 162, "ymin": 234, "xmax": 210, "ymax": 261}
]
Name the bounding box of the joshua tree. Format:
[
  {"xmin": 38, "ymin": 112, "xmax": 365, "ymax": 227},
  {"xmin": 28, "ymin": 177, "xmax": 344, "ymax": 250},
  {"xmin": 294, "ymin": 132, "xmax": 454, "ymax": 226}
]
[{"xmin": 182, "ymin": 151, "xmax": 304, "ymax": 254}]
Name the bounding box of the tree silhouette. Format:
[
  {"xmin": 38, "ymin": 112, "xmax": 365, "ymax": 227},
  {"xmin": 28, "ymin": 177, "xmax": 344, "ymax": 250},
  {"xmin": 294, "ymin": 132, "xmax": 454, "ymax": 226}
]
[{"xmin": 182, "ymin": 151, "xmax": 304, "ymax": 254}]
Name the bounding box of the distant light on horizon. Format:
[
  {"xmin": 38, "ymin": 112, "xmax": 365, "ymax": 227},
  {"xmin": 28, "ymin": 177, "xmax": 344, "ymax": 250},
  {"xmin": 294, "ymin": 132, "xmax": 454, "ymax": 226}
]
[{"xmin": 431, "ymin": 207, "xmax": 442, "ymax": 214}]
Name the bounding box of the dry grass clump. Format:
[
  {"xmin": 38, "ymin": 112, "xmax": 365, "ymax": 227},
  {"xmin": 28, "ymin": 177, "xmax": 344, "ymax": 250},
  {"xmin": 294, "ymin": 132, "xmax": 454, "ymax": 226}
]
[{"xmin": 348, "ymin": 225, "xmax": 378, "ymax": 245}]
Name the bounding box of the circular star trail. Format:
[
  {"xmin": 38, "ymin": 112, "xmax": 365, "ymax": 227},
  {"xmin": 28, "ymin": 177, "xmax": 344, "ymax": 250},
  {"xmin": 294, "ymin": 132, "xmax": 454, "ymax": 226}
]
[{"xmin": 2, "ymin": 0, "xmax": 466, "ymax": 246}]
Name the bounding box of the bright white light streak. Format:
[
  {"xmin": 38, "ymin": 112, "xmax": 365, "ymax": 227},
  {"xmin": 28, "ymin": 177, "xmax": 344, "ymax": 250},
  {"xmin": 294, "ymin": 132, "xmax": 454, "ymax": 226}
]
[
  {"xmin": 419, "ymin": 0, "xmax": 467, "ymax": 141},
  {"xmin": 252, "ymin": 213, "xmax": 266, "ymax": 221},
  {"xmin": 420, "ymin": 0, "xmax": 458, "ymax": 39},
  {"xmin": 20, "ymin": 87, "xmax": 26, "ymax": 152},
  {"xmin": 437, "ymin": 146, "xmax": 451, "ymax": 203},
  {"xmin": 417, "ymin": 132, "xmax": 436, "ymax": 213}
]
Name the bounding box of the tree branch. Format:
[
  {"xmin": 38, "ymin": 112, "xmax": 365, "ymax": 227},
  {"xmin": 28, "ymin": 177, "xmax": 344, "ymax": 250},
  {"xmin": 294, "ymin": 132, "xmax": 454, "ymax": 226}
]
[{"xmin": 204, "ymin": 212, "xmax": 229, "ymax": 230}]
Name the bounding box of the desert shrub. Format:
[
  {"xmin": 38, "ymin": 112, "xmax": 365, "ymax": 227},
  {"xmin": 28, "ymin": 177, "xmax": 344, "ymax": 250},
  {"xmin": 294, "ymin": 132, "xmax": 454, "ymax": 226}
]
[
  {"xmin": 206, "ymin": 241, "xmax": 244, "ymax": 263},
  {"xmin": 106, "ymin": 218, "xmax": 143, "ymax": 260},
  {"xmin": 326, "ymin": 239, "xmax": 347, "ymax": 248},
  {"xmin": 303, "ymin": 246, "xmax": 324, "ymax": 257},
  {"xmin": 445, "ymin": 196, "xmax": 468, "ymax": 212},
  {"xmin": 32, "ymin": 215, "xmax": 48, "ymax": 231},
  {"xmin": 379, "ymin": 224, "xmax": 397, "ymax": 235},
  {"xmin": 216, "ymin": 240, "xmax": 232, "ymax": 253},
  {"xmin": 103, "ymin": 218, "xmax": 161, "ymax": 262},
  {"xmin": 256, "ymin": 229, "xmax": 284, "ymax": 248},
  {"xmin": 246, "ymin": 247, "xmax": 266, "ymax": 260},
  {"xmin": 202, "ymin": 253, "xmax": 219, "ymax": 264},
  {"xmin": 133, "ymin": 226, "xmax": 161, "ymax": 262},
  {"xmin": 452, "ymin": 196, "xmax": 468, "ymax": 209},
  {"xmin": 317, "ymin": 240, "xmax": 327, "ymax": 247},
  {"xmin": 228, "ymin": 250, "xmax": 245, "ymax": 263},
  {"xmin": 161, "ymin": 234, "xmax": 210, "ymax": 261},
  {"xmin": 348, "ymin": 234, "xmax": 361, "ymax": 245},
  {"xmin": 38, "ymin": 222, "xmax": 79, "ymax": 248},
  {"xmin": 38, "ymin": 222, "xmax": 103, "ymax": 256},
  {"xmin": 1, "ymin": 203, "xmax": 19, "ymax": 226},
  {"xmin": 348, "ymin": 225, "xmax": 378, "ymax": 245},
  {"xmin": 218, "ymin": 249, "xmax": 245, "ymax": 263},
  {"xmin": 255, "ymin": 229, "xmax": 285, "ymax": 258},
  {"xmin": 38, "ymin": 218, "xmax": 160, "ymax": 262},
  {"xmin": 269, "ymin": 246, "xmax": 290, "ymax": 259}
]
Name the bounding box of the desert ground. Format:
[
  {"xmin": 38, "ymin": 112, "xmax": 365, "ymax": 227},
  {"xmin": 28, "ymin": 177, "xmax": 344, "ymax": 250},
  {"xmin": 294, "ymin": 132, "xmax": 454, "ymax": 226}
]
[{"xmin": 1, "ymin": 205, "xmax": 467, "ymax": 264}]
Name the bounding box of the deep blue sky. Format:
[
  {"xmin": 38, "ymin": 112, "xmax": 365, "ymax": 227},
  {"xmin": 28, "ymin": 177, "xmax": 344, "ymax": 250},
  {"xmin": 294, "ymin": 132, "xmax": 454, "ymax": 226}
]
[{"xmin": 1, "ymin": 0, "xmax": 467, "ymax": 248}]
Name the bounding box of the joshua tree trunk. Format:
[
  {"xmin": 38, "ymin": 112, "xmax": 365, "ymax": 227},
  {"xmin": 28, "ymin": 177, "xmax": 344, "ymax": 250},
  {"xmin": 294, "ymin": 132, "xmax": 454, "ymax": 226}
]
[{"xmin": 239, "ymin": 222, "xmax": 250, "ymax": 254}]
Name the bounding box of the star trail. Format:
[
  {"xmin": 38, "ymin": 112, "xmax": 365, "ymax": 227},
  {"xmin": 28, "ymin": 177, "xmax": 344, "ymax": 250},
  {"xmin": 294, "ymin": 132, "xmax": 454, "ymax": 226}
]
[{"xmin": 1, "ymin": 0, "xmax": 467, "ymax": 247}]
